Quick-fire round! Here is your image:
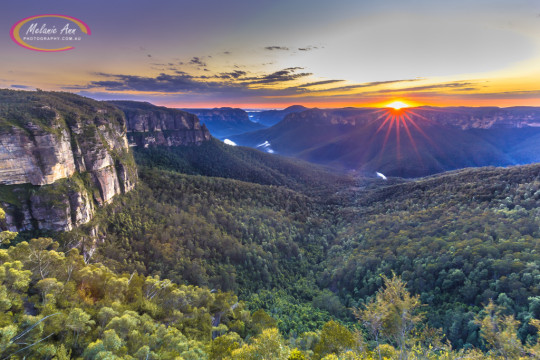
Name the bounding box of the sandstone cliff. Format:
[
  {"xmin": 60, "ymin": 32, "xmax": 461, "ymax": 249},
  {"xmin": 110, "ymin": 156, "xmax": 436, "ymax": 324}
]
[
  {"xmin": 110, "ymin": 101, "xmax": 211, "ymax": 147},
  {"xmin": 0, "ymin": 90, "xmax": 137, "ymax": 232}
]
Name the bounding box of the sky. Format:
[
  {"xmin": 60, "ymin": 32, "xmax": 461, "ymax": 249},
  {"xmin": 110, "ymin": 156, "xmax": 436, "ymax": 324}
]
[{"xmin": 2, "ymin": 0, "xmax": 540, "ymax": 109}]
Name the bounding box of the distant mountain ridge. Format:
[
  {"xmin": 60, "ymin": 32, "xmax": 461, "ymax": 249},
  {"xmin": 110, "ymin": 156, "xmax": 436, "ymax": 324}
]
[
  {"xmin": 248, "ymin": 105, "xmax": 308, "ymax": 126},
  {"xmin": 231, "ymin": 106, "xmax": 540, "ymax": 177},
  {"xmin": 183, "ymin": 107, "xmax": 265, "ymax": 139},
  {"xmin": 410, "ymin": 106, "xmax": 540, "ymax": 129}
]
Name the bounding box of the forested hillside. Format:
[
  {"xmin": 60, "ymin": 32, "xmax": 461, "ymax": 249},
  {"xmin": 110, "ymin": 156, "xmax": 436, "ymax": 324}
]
[
  {"xmin": 2, "ymin": 138, "xmax": 540, "ymax": 359},
  {"xmin": 324, "ymin": 165, "xmax": 540, "ymax": 348},
  {"xmin": 87, "ymin": 145, "xmax": 540, "ymax": 352},
  {"xmin": 133, "ymin": 138, "xmax": 352, "ymax": 196}
]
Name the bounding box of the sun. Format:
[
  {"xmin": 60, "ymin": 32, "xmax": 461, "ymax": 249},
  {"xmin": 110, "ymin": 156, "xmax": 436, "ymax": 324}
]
[
  {"xmin": 370, "ymin": 102, "xmax": 434, "ymax": 162},
  {"xmin": 386, "ymin": 100, "xmax": 410, "ymax": 110}
]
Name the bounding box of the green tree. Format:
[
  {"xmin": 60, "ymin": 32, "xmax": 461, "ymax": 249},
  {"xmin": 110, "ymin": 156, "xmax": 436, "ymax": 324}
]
[
  {"xmin": 474, "ymin": 300, "xmax": 523, "ymax": 359},
  {"xmin": 353, "ymin": 296, "xmax": 388, "ymax": 360},
  {"xmin": 288, "ymin": 348, "xmax": 307, "ymax": 359},
  {"xmin": 365, "ymin": 274, "xmax": 423, "ymax": 359},
  {"xmin": 313, "ymin": 320, "xmax": 357, "ymax": 360},
  {"xmin": 0, "ymin": 208, "xmax": 16, "ymax": 247},
  {"xmin": 65, "ymin": 308, "xmax": 95, "ymax": 346},
  {"xmin": 229, "ymin": 328, "xmax": 289, "ymax": 360},
  {"xmin": 36, "ymin": 278, "xmax": 64, "ymax": 305},
  {"xmin": 53, "ymin": 344, "xmax": 72, "ymax": 360},
  {"xmin": 250, "ymin": 309, "xmax": 277, "ymax": 335},
  {"xmin": 210, "ymin": 332, "xmax": 242, "ymax": 360}
]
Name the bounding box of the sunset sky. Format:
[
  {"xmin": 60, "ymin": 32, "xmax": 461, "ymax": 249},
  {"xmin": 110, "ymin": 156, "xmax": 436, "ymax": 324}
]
[{"xmin": 2, "ymin": 0, "xmax": 540, "ymax": 109}]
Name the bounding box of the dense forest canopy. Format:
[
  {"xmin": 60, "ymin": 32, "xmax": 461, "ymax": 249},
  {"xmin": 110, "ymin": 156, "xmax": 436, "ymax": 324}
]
[{"xmin": 2, "ymin": 136, "xmax": 540, "ymax": 358}]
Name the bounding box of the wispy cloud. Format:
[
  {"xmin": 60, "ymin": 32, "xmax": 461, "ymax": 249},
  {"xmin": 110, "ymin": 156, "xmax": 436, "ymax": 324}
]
[
  {"xmin": 86, "ymin": 73, "xmax": 231, "ymax": 93},
  {"xmin": 264, "ymin": 46, "xmax": 289, "ymax": 51},
  {"xmin": 370, "ymin": 81, "xmax": 477, "ymax": 94},
  {"xmin": 190, "ymin": 57, "xmax": 207, "ymax": 67},
  {"xmin": 298, "ymin": 46, "xmax": 318, "ymax": 51},
  {"xmin": 66, "ymin": 53, "xmax": 526, "ymax": 106},
  {"xmin": 243, "ymin": 67, "xmax": 312, "ymax": 84},
  {"xmin": 79, "ymin": 66, "xmax": 315, "ymax": 95},
  {"xmin": 309, "ymin": 78, "xmax": 424, "ymax": 93},
  {"xmin": 434, "ymin": 89, "xmax": 540, "ymax": 99},
  {"xmin": 218, "ymin": 70, "xmax": 247, "ymax": 79},
  {"xmin": 295, "ymin": 79, "xmax": 344, "ymax": 88}
]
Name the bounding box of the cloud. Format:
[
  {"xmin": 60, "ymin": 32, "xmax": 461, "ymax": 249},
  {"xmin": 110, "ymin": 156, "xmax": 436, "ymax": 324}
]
[
  {"xmin": 71, "ymin": 62, "xmax": 506, "ymax": 106},
  {"xmin": 87, "ymin": 73, "xmax": 225, "ymax": 93},
  {"xmin": 69, "ymin": 67, "xmax": 430, "ymax": 106},
  {"xmin": 243, "ymin": 67, "xmax": 311, "ymax": 84},
  {"xmin": 295, "ymin": 79, "xmax": 344, "ymax": 88},
  {"xmin": 310, "ymin": 78, "xmax": 423, "ymax": 93},
  {"xmin": 368, "ymin": 81, "xmax": 477, "ymax": 95},
  {"xmin": 298, "ymin": 46, "xmax": 318, "ymax": 51},
  {"xmin": 264, "ymin": 46, "xmax": 289, "ymax": 51},
  {"xmin": 10, "ymin": 84, "xmax": 31, "ymax": 89},
  {"xmin": 82, "ymin": 66, "xmax": 315, "ymax": 95},
  {"xmin": 190, "ymin": 57, "xmax": 207, "ymax": 67},
  {"xmin": 441, "ymin": 89, "xmax": 540, "ymax": 99},
  {"xmin": 218, "ymin": 70, "xmax": 247, "ymax": 79}
]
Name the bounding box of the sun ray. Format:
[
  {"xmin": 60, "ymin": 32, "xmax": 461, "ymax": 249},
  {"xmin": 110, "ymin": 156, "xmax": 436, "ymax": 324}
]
[
  {"xmin": 376, "ymin": 112, "xmax": 393, "ymax": 134},
  {"xmin": 367, "ymin": 108, "xmax": 392, "ymax": 126},
  {"xmin": 380, "ymin": 114, "xmax": 396, "ymax": 156},
  {"xmin": 406, "ymin": 109, "xmax": 435, "ymax": 124},
  {"xmin": 403, "ymin": 112, "xmax": 437, "ymax": 147},
  {"xmin": 396, "ymin": 115, "xmax": 401, "ymax": 160},
  {"xmin": 401, "ymin": 114, "xmax": 422, "ymax": 163},
  {"xmin": 371, "ymin": 103, "xmax": 437, "ymax": 165}
]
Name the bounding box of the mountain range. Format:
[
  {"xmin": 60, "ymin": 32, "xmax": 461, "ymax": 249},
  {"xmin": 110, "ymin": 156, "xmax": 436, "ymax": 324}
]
[
  {"xmin": 182, "ymin": 107, "xmax": 265, "ymax": 139},
  {"xmin": 248, "ymin": 105, "xmax": 308, "ymax": 126},
  {"xmin": 231, "ymin": 106, "xmax": 540, "ymax": 177},
  {"xmin": 1, "ymin": 90, "xmax": 540, "ymax": 358}
]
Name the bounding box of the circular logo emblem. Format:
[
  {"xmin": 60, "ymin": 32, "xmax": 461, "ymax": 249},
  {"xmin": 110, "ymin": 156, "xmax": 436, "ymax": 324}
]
[{"xmin": 10, "ymin": 14, "xmax": 91, "ymax": 52}]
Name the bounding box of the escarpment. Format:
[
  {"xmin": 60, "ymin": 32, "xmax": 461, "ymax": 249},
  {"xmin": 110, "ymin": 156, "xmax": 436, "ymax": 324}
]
[
  {"xmin": 0, "ymin": 89, "xmax": 137, "ymax": 231},
  {"xmin": 109, "ymin": 101, "xmax": 211, "ymax": 147}
]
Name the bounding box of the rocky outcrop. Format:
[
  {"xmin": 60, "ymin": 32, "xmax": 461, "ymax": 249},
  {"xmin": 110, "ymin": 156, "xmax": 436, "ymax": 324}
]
[
  {"xmin": 0, "ymin": 127, "xmax": 76, "ymax": 185},
  {"xmin": 110, "ymin": 101, "xmax": 211, "ymax": 147},
  {"xmin": 0, "ymin": 89, "xmax": 137, "ymax": 232}
]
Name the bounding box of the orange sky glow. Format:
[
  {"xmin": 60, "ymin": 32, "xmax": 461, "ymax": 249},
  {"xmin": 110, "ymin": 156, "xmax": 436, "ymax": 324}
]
[{"xmin": 2, "ymin": 0, "xmax": 540, "ymax": 109}]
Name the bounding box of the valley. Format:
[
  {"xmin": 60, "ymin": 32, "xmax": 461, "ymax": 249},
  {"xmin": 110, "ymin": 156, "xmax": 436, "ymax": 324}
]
[{"xmin": 0, "ymin": 90, "xmax": 539, "ymax": 359}]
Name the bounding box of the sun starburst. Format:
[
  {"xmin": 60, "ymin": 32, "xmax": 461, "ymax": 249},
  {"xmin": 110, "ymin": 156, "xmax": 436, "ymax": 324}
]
[
  {"xmin": 386, "ymin": 100, "xmax": 410, "ymax": 110},
  {"xmin": 369, "ymin": 105, "xmax": 436, "ymax": 162}
]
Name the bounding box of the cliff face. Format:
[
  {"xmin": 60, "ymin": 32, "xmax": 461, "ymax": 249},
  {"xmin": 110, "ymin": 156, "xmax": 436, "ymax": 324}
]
[
  {"xmin": 110, "ymin": 101, "xmax": 211, "ymax": 147},
  {"xmin": 0, "ymin": 90, "xmax": 137, "ymax": 232}
]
